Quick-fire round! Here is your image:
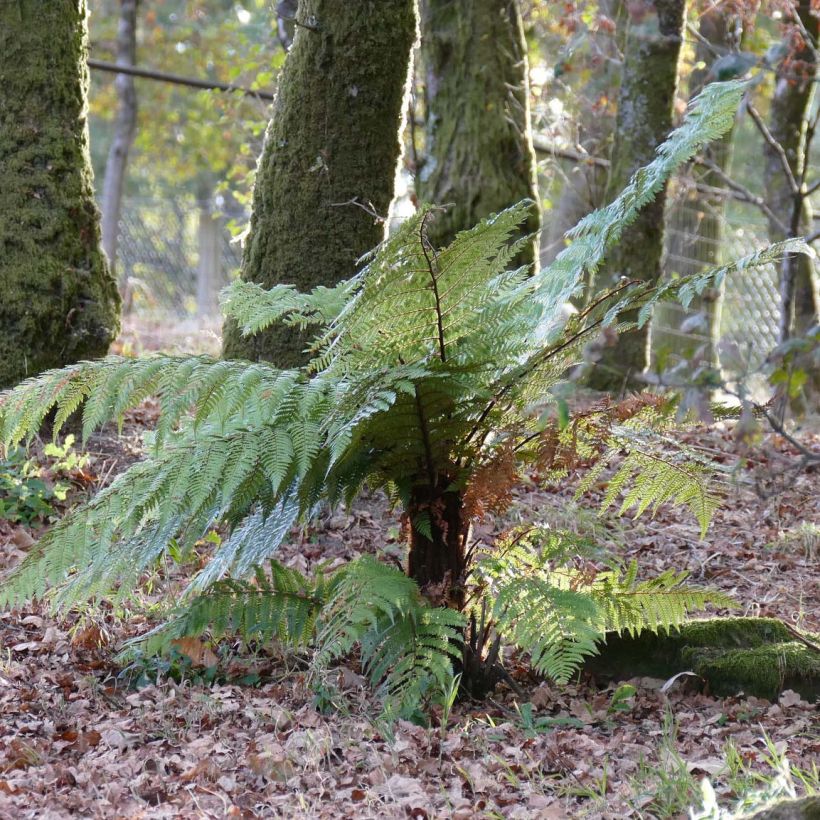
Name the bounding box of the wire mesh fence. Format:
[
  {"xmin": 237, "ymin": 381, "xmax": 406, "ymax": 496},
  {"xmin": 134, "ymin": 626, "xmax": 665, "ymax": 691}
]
[
  {"xmin": 112, "ymin": 193, "xmax": 785, "ymax": 367},
  {"xmin": 116, "ymin": 197, "xmax": 242, "ymax": 320},
  {"xmin": 653, "ymin": 194, "xmax": 781, "ymax": 368}
]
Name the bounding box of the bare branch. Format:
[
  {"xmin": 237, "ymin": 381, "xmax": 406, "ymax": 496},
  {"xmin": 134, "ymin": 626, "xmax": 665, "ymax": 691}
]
[{"xmin": 746, "ymin": 102, "xmax": 800, "ymax": 195}]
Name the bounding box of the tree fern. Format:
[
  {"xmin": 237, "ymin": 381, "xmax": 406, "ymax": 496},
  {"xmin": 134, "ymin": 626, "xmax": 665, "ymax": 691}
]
[{"xmin": 0, "ymin": 79, "xmax": 808, "ymax": 716}]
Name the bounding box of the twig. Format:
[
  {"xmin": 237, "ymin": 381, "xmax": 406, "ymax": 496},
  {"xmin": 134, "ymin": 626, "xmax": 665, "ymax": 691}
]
[
  {"xmin": 780, "ymin": 620, "xmax": 820, "ymax": 654},
  {"xmin": 696, "ymin": 157, "xmax": 790, "ymax": 235},
  {"xmin": 87, "ymin": 58, "xmax": 275, "ymax": 101},
  {"xmin": 328, "ymin": 197, "xmax": 386, "ymax": 223},
  {"xmin": 746, "ymin": 102, "xmax": 800, "ymax": 195}
]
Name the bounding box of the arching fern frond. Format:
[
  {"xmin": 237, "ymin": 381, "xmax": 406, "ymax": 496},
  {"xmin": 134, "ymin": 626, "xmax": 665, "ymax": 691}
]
[
  {"xmin": 315, "ymin": 557, "xmax": 465, "ymax": 718},
  {"xmin": 221, "ymin": 278, "xmax": 357, "ymax": 339},
  {"xmin": 133, "ymin": 559, "xmax": 335, "ymax": 657}
]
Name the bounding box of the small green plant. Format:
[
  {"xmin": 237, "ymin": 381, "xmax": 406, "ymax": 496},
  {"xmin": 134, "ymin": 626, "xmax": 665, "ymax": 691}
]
[
  {"xmin": 629, "ymin": 706, "xmax": 699, "ymax": 816},
  {"xmin": 0, "ymin": 80, "xmax": 811, "ymax": 719},
  {"xmin": 607, "ymin": 683, "xmax": 637, "ymax": 714},
  {"xmin": 0, "ymin": 435, "xmax": 87, "ymax": 525},
  {"xmin": 692, "ymin": 733, "xmax": 819, "ymax": 819}
]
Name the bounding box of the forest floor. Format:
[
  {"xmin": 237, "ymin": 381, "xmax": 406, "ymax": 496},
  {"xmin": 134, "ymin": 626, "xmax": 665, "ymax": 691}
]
[{"xmin": 0, "ymin": 323, "xmax": 818, "ymax": 818}]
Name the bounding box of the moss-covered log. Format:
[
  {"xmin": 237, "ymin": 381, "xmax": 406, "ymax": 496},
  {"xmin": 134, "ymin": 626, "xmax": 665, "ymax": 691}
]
[
  {"xmin": 418, "ymin": 0, "xmax": 540, "ymax": 266},
  {"xmin": 587, "ymin": 0, "xmax": 686, "ymax": 392},
  {"xmin": 747, "ymin": 796, "xmax": 820, "ymax": 820},
  {"xmin": 0, "ymin": 0, "xmax": 120, "ymax": 389},
  {"xmin": 586, "ymin": 618, "xmax": 820, "ymax": 701},
  {"xmin": 222, "ymin": 0, "xmax": 417, "ymax": 367}
]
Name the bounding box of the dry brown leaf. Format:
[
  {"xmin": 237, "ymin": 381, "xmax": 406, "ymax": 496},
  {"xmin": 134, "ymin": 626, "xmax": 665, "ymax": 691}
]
[{"xmin": 171, "ymin": 636, "xmax": 219, "ymax": 667}]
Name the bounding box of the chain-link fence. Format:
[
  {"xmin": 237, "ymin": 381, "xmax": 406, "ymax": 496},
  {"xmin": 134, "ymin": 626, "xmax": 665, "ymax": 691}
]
[
  {"xmin": 116, "ymin": 197, "xmax": 243, "ymax": 319},
  {"xmin": 113, "ymin": 193, "xmax": 785, "ymax": 367},
  {"xmin": 652, "ymin": 193, "xmax": 781, "ymax": 368}
]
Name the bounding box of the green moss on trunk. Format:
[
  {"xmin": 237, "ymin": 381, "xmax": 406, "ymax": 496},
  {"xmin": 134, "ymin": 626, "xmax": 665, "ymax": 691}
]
[
  {"xmin": 588, "ymin": 0, "xmax": 686, "ymax": 392},
  {"xmin": 586, "ymin": 618, "xmax": 820, "ymax": 701},
  {"xmin": 0, "ymin": 0, "xmax": 120, "ymax": 389},
  {"xmin": 222, "ymin": 0, "xmax": 417, "ymax": 367},
  {"xmin": 418, "ymin": 0, "xmax": 540, "ymax": 266}
]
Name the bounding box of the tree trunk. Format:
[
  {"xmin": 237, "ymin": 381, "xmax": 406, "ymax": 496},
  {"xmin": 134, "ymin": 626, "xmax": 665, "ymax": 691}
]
[
  {"xmin": 0, "ymin": 0, "xmax": 120, "ymax": 389},
  {"xmin": 197, "ymin": 197, "xmax": 223, "ymax": 319},
  {"xmin": 222, "ymin": 0, "xmax": 417, "ymax": 367},
  {"xmin": 587, "ymin": 0, "xmax": 686, "ymax": 392},
  {"xmin": 100, "ymin": 0, "xmax": 138, "ymax": 282},
  {"xmin": 407, "ymin": 484, "xmax": 469, "ymax": 609},
  {"xmin": 763, "ymin": 0, "xmax": 820, "ymax": 341},
  {"xmin": 656, "ymin": 9, "xmax": 741, "ymax": 369},
  {"xmin": 417, "ymin": 0, "xmax": 540, "ymax": 266},
  {"xmin": 541, "ymin": 0, "xmax": 622, "ymax": 273}
]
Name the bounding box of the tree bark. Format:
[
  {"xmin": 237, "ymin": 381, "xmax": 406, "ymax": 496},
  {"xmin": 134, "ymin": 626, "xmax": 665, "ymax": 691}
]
[
  {"xmin": 763, "ymin": 0, "xmax": 820, "ymax": 341},
  {"xmin": 0, "ymin": 0, "xmax": 121, "ymax": 389},
  {"xmin": 587, "ymin": 0, "xmax": 686, "ymax": 392},
  {"xmin": 100, "ymin": 0, "xmax": 139, "ymax": 282},
  {"xmin": 407, "ymin": 484, "xmax": 469, "ymax": 608},
  {"xmin": 222, "ymin": 0, "xmax": 417, "ymax": 367},
  {"xmin": 417, "ymin": 0, "xmax": 540, "ymax": 266}
]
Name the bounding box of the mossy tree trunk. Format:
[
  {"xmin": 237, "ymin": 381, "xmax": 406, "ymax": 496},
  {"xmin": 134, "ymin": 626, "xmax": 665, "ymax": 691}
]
[
  {"xmin": 763, "ymin": 0, "xmax": 820, "ymax": 341},
  {"xmin": 657, "ymin": 9, "xmax": 741, "ymax": 369},
  {"xmin": 587, "ymin": 618, "xmax": 820, "ymax": 701},
  {"xmin": 417, "ymin": 0, "xmax": 540, "ymax": 266},
  {"xmin": 587, "ymin": 0, "xmax": 686, "ymax": 392},
  {"xmin": 0, "ymin": 0, "xmax": 121, "ymax": 389},
  {"xmin": 222, "ymin": 0, "xmax": 417, "ymax": 367}
]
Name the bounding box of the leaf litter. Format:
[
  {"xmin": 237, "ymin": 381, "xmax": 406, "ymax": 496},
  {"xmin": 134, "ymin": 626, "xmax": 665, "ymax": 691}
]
[{"xmin": 0, "ymin": 411, "xmax": 817, "ymax": 818}]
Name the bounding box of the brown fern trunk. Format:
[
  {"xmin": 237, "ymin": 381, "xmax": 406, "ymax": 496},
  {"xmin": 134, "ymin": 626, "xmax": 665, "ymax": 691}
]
[{"xmin": 407, "ymin": 486, "xmax": 468, "ymax": 610}]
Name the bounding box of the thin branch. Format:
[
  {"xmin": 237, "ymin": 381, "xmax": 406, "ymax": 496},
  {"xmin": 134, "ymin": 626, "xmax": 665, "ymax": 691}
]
[
  {"xmin": 328, "ymin": 197, "xmax": 386, "ymax": 223},
  {"xmin": 419, "ymin": 212, "xmax": 447, "ymax": 363},
  {"xmin": 746, "ymin": 102, "xmax": 800, "ymax": 195},
  {"xmin": 531, "ymin": 135, "xmax": 610, "ymax": 169},
  {"xmin": 696, "ymin": 157, "xmax": 790, "ymax": 235},
  {"xmin": 87, "ymin": 59, "xmax": 275, "ymax": 101},
  {"xmin": 780, "ymin": 621, "xmax": 820, "ymax": 653}
]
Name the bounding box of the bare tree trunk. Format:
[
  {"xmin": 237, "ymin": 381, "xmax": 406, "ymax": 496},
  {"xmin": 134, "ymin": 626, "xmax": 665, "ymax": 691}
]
[
  {"xmin": 222, "ymin": 0, "xmax": 417, "ymax": 367},
  {"xmin": 418, "ymin": 0, "xmax": 540, "ymax": 266},
  {"xmin": 763, "ymin": 0, "xmax": 820, "ymax": 341},
  {"xmin": 655, "ymin": 8, "xmax": 742, "ymax": 369},
  {"xmin": 541, "ymin": 0, "xmax": 622, "ymax": 272},
  {"xmin": 100, "ymin": 0, "xmax": 138, "ymax": 282},
  {"xmin": 197, "ymin": 197, "xmax": 223, "ymax": 320},
  {"xmin": 587, "ymin": 0, "xmax": 686, "ymax": 392},
  {"xmin": 0, "ymin": 0, "xmax": 120, "ymax": 388}
]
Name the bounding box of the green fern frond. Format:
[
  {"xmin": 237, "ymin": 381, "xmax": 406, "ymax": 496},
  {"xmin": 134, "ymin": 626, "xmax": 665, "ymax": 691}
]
[
  {"xmin": 221, "ymin": 278, "xmax": 356, "ymax": 339},
  {"xmin": 133, "ymin": 559, "xmax": 334, "ymax": 657},
  {"xmin": 631, "ymin": 237, "xmax": 815, "ymax": 330},
  {"xmin": 576, "ymin": 442, "xmax": 721, "ymax": 539},
  {"xmin": 315, "ymin": 556, "xmax": 465, "ymax": 717},
  {"xmin": 476, "ymin": 532, "xmax": 734, "ymax": 683},
  {"xmin": 0, "ymin": 355, "xmax": 304, "ymax": 449},
  {"xmin": 590, "ymin": 562, "xmax": 736, "ymax": 637}
]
